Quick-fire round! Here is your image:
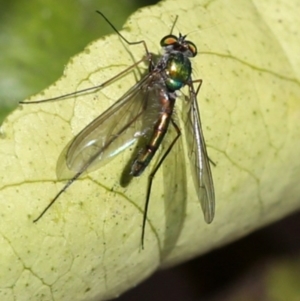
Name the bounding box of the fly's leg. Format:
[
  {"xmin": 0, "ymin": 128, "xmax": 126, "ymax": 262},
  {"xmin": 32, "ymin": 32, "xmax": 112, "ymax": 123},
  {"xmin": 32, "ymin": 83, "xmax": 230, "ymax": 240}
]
[
  {"xmin": 33, "ymin": 173, "xmax": 81, "ymax": 222},
  {"xmin": 20, "ymin": 56, "xmax": 151, "ymax": 104},
  {"xmin": 141, "ymin": 119, "xmax": 181, "ymax": 248},
  {"xmin": 33, "ymin": 98, "xmax": 149, "ymax": 222},
  {"xmin": 192, "ymin": 78, "xmax": 203, "ymax": 95},
  {"xmin": 20, "ymin": 12, "xmax": 153, "ymax": 105},
  {"xmin": 96, "ymin": 11, "xmax": 155, "ymax": 71},
  {"xmin": 96, "ymin": 10, "xmax": 151, "ymax": 56}
]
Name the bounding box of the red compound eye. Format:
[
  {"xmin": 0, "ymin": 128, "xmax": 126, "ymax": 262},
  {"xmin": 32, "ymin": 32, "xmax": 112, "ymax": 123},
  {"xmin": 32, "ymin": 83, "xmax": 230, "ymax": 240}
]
[
  {"xmin": 160, "ymin": 35, "xmax": 178, "ymax": 47},
  {"xmin": 186, "ymin": 41, "xmax": 197, "ymax": 57}
]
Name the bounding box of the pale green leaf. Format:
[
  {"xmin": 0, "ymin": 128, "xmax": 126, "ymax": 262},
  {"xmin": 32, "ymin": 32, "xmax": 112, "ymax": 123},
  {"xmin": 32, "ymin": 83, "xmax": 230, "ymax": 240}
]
[{"xmin": 0, "ymin": 0, "xmax": 300, "ymax": 300}]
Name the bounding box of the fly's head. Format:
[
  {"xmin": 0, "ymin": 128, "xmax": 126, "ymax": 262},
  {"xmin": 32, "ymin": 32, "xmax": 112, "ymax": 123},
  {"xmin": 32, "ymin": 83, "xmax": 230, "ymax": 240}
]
[{"xmin": 160, "ymin": 33, "xmax": 197, "ymax": 58}]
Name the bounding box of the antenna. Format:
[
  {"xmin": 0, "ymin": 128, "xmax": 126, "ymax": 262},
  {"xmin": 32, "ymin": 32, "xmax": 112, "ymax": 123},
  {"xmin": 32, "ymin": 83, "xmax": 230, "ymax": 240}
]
[{"xmin": 170, "ymin": 15, "xmax": 179, "ymax": 35}]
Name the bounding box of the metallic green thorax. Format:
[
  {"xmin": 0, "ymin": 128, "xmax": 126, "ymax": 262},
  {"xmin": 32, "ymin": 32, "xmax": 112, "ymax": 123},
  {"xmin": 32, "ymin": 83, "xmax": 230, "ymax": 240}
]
[{"xmin": 164, "ymin": 52, "xmax": 192, "ymax": 91}]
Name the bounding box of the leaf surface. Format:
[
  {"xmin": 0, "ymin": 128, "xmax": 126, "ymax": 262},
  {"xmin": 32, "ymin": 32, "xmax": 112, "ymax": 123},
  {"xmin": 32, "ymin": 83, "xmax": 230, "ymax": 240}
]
[{"xmin": 0, "ymin": 0, "xmax": 299, "ymax": 300}]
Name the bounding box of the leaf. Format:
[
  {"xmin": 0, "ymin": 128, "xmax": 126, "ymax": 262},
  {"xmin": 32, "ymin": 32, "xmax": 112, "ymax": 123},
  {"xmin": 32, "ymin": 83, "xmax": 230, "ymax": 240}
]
[{"xmin": 0, "ymin": 0, "xmax": 300, "ymax": 300}]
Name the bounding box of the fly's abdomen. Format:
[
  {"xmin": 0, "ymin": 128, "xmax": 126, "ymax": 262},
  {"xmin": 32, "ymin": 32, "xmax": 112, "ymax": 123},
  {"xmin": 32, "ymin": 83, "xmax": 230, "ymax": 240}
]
[{"xmin": 131, "ymin": 109, "xmax": 172, "ymax": 177}]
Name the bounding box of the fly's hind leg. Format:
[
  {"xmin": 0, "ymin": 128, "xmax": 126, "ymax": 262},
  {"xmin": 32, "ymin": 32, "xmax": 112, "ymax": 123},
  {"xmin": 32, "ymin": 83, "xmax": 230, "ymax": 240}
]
[{"xmin": 141, "ymin": 118, "xmax": 181, "ymax": 248}]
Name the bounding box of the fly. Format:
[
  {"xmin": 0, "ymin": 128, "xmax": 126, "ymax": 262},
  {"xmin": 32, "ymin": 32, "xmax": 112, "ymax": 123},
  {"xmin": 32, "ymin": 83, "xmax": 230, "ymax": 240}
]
[{"xmin": 20, "ymin": 11, "xmax": 215, "ymax": 247}]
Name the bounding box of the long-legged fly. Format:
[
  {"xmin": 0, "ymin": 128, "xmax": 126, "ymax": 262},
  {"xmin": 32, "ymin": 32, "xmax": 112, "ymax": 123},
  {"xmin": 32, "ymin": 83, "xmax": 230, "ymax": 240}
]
[{"xmin": 20, "ymin": 11, "xmax": 215, "ymax": 247}]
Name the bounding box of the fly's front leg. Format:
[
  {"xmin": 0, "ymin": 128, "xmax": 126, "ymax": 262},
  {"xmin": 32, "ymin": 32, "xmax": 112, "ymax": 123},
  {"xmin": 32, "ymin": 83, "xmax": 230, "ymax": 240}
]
[{"xmin": 190, "ymin": 78, "xmax": 203, "ymax": 97}]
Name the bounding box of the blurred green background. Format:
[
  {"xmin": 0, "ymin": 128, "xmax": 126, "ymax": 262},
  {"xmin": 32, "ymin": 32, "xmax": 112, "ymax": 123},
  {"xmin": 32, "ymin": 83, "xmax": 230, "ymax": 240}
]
[{"xmin": 0, "ymin": 0, "xmax": 158, "ymax": 122}]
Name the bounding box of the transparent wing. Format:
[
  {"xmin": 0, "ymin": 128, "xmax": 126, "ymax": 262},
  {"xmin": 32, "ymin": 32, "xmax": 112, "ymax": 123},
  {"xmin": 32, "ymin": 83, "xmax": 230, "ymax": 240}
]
[
  {"xmin": 182, "ymin": 85, "xmax": 215, "ymax": 223},
  {"xmin": 57, "ymin": 74, "xmax": 163, "ymax": 179},
  {"xmin": 162, "ymin": 118, "xmax": 187, "ymax": 255}
]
